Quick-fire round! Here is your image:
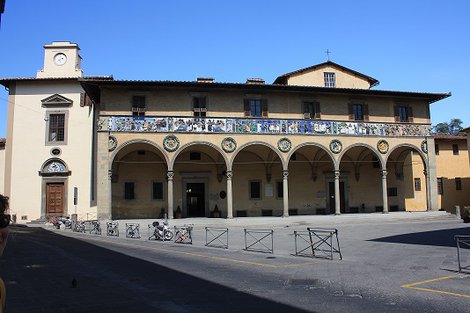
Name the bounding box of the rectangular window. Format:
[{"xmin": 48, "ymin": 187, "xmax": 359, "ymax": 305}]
[
  {"xmin": 387, "ymin": 187, "xmax": 398, "ymax": 197},
  {"xmin": 250, "ymin": 181, "xmax": 261, "ymax": 199},
  {"xmin": 303, "ymin": 101, "xmax": 321, "ymax": 119},
  {"xmin": 244, "ymin": 99, "xmax": 268, "ymax": 117},
  {"xmin": 48, "ymin": 113, "xmax": 65, "ymax": 142},
  {"xmin": 453, "ymin": 144, "xmax": 459, "ymax": 155},
  {"xmin": 324, "ymin": 72, "xmax": 336, "ymax": 87},
  {"xmin": 395, "ymin": 105, "xmax": 413, "ymax": 123},
  {"xmin": 277, "ymin": 181, "xmax": 283, "ymax": 198},
  {"xmin": 455, "ymin": 177, "xmax": 462, "ymax": 191},
  {"xmin": 435, "ymin": 144, "xmax": 439, "ymax": 155},
  {"xmin": 353, "ymin": 104, "xmax": 363, "ymax": 121},
  {"xmin": 414, "ymin": 178, "xmax": 421, "ymax": 191},
  {"xmin": 132, "ymin": 95, "xmax": 146, "ymax": 116},
  {"xmin": 152, "ymin": 182, "xmax": 163, "ymax": 200},
  {"xmin": 193, "ymin": 96, "xmax": 207, "ymax": 117},
  {"xmin": 437, "ymin": 177, "xmax": 443, "ymax": 195},
  {"xmin": 124, "ymin": 182, "xmax": 135, "ymax": 200}
]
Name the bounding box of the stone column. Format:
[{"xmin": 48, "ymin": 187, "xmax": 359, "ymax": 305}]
[
  {"xmin": 226, "ymin": 171, "xmax": 233, "ymax": 219},
  {"xmin": 167, "ymin": 171, "xmax": 174, "ymax": 219},
  {"xmin": 423, "ymin": 169, "xmax": 430, "ymax": 211},
  {"xmin": 381, "ymin": 170, "xmax": 389, "ymax": 214},
  {"xmin": 283, "ymin": 170, "xmax": 289, "ymax": 217},
  {"xmin": 334, "ymin": 170, "xmax": 341, "ymax": 215},
  {"xmin": 97, "ymin": 132, "xmax": 112, "ymax": 219},
  {"xmin": 425, "ymin": 137, "xmax": 438, "ymax": 211}
]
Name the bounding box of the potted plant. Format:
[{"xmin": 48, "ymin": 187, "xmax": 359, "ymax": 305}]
[
  {"xmin": 175, "ymin": 205, "xmax": 182, "ymax": 219},
  {"xmin": 211, "ymin": 205, "xmax": 220, "ymax": 218}
]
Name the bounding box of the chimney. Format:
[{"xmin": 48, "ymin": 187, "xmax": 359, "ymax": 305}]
[
  {"xmin": 197, "ymin": 77, "xmax": 215, "ymax": 83},
  {"xmin": 246, "ymin": 78, "xmax": 265, "ymax": 84}
]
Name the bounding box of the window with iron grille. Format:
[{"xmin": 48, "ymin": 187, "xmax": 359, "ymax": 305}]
[
  {"xmin": 455, "ymin": 177, "xmax": 462, "ymax": 191},
  {"xmin": 414, "ymin": 178, "xmax": 421, "ymax": 191},
  {"xmin": 388, "ymin": 187, "xmax": 398, "ymax": 197},
  {"xmin": 152, "ymin": 182, "xmax": 163, "ymax": 200},
  {"xmin": 124, "ymin": 182, "xmax": 135, "ymax": 200},
  {"xmin": 250, "ymin": 181, "xmax": 261, "ymax": 199},
  {"xmin": 48, "ymin": 113, "xmax": 65, "ymax": 142},
  {"xmin": 324, "ymin": 72, "xmax": 336, "ymax": 87},
  {"xmin": 277, "ymin": 181, "xmax": 283, "ymax": 198},
  {"xmin": 435, "ymin": 144, "xmax": 439, "ymax": 155},
  {"xmin": 453, "ymin": 144, "xmax": 459, "ymax": 155}
]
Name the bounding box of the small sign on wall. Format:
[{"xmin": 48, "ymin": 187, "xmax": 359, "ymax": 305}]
[{"xmin": 265, "ymin": 183, "xmax": 273, "ymax": 197}]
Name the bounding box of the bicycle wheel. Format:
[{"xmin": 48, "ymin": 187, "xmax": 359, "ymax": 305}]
[{"xmin": 164, "ymin": 230, "xmax": 174, "ymax": 241}]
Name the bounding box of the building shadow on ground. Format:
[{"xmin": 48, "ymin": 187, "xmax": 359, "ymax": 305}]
[
  {"xmin": 3, "ymin": 226, "xmax": 314, "ymax": 313},
  {"xmin": 369, "ymin": 226, "xmax": 470, "ymax": 248}
]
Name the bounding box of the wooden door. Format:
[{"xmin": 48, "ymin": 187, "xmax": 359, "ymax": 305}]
[{"xmin": 47, "ymin": 183, "xmax": 65, "ymax": 216}]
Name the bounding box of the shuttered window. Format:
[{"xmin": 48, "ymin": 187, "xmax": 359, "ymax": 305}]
[
  {"xmin": 244, "ymin": 99, "xmax": 268, "ymax": 117},
  {"xmin": 303, "ymin": 101, "xmax": 321, "ymax": 119}
]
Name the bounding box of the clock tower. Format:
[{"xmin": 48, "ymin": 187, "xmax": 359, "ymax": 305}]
[{"xmin": 36, "ymin": 41, "xmax": 83, "ymax": 78}]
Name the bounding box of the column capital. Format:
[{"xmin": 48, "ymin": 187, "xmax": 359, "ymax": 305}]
[
  {"xmin": 381, "ymin": 169, "xmax": 388, "ymax": 177},
  {"xmin": 334, "ymin": 170, "xmax": 340, "ymax": 179},
  {"xmin": 282, "ymin": 170, "xmax": 289, "ymax": 179},
  {"xmin": 167, "ymin": 170, "xmax": 174, "ymax": 180},
  {"xmin": 226, "ymin": 170, "xmax": 233, "ymax": 179}
]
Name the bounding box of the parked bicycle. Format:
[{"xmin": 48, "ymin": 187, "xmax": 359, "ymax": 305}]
[{"xmin": 149, "ymin": 221, "xmax": 173, "ymax": 241}]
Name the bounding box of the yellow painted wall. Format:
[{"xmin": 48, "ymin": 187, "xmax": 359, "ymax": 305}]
[{"xmin": 287, "ymin": 65, "xmax": 371, "ymax": 89}]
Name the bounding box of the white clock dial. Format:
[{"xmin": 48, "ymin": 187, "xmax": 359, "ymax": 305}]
[{"xmin": 54, "ymin": 53, "xmax": 67, "ymax": 66}]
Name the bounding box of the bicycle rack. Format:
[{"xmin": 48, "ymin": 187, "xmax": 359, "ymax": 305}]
[
  {"xmin": 205, "ymin": 227, "xmax": 228, "ymax": 249},
  {"xmin": 174, "ymin": 225, "xmax": 193, "ymax": 244},
  {"xmin": 294, "ymin": 228, "xmax": 342, "ymax": 260},
  {"xmin": 455, "ymin": 235, "xmax": 470, "ymax": 273},
  {"xmin": 72, "ymin": 221, "xmax": 86, "ymax": 233},
  {"xmin": 106, "ymin": 221, "xmax": 119, "ymax": 237},
  {"xmin": 244, "ymin": 229, "xmax": 273, "ymax": 254},
  {"xmin": 89, "ymin": 220, "xmax": 102, "ymax": 235},
  {"xmin": 126, "ymin": 223, "xmax": 141, "ymax": 239}
]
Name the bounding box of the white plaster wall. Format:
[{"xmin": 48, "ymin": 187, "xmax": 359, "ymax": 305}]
[{"xmin": 7, "ymin": 81, "xmax": 95, "ymax": 222}]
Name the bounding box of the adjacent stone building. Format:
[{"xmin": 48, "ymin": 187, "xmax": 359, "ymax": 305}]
[{"xmin": 0, "ymin": 42, "xmax": 453, "ymax": 222}]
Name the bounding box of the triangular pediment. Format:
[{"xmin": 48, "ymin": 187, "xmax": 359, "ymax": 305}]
[{"xmin": 41, "ymin": 94, "xmax": 73, "ymax": 107}]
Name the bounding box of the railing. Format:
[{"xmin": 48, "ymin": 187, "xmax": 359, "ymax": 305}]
[
  {"xmin": 244, "ymin": 229, "xmax": 274, "ymax": 254},
  {"xmin": 455, "ymin": 235, "xmax": 470, "ymax": 273},
  {"xmin": 98, "ymin": 115, "xmax": 431, "ymax": 137}
]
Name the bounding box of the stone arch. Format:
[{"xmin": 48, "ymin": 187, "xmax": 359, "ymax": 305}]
[
  {"xmin": 110, "ymin": 138, "xmax": 169, "ymax": 168},
  {"xmin": 287, "ymin": 142, "xmax": 336, "ymax": 170},
  {"xmin": 338, "ymin": 143, "xmax": 385, "ymax": 170},
  {"xmin": 169, "ymin": 141, "xmax": 229, "ymax": 171},
  {"xmin": 385, "ymin": 143, "xmax": 429, "ymax": 170},
  {"xmin": 230, "ymin": 141, "xmax": 285, "ymax": 171}
]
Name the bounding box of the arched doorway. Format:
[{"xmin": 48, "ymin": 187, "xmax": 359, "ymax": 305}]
[
  {"xmin": 172, "ymin": 143, "xmax": 228, "ymax": 218},
  {"xmin": 338, "ymin": 145, "xmax": 384, "ymax": 213},
  {"xmin": 39, "ymin": 158, "xmax": 71, "ymax": 219},
  {"xmin": 287, "ymin": 144, "xmax": 335, "ymax": 215},
  {"xmin": 111, "ymin": 141, "xmax": 168, "ymax": 219},
  {"xmin": 231, "ymin": 143, "xmax": 283, "ymax": 217},
  {"xmin": 386, "ymin": 145, "xmax": 428, "ymax": 211}
]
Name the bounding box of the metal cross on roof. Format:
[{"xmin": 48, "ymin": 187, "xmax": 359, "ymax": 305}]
[{"xmin": 325, "ymin": 49, "xmax": 332, "ymax": 61}]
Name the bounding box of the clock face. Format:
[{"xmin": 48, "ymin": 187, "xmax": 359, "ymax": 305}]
[{"xmin": 54, "ymin": 53, "xmax": 67, "ymax": 66}]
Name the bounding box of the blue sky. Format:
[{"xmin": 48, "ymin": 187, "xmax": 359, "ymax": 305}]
[{"xmin": 1, "ymin": 0, "xmax": 469, "ymax": 137}]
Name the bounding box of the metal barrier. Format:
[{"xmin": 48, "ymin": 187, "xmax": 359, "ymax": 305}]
[
  {"xmin": 106, "ymin": 221, "xmax": 119, "ymax": 237},
  {"xmin": 72, "ymin": 221, "xmax": 86, "ymax": 233},
  {"xmin": 455, "ymin": 235, "xmax": 470, "ymax": 273},
  {"xmin": 174, "ymin": 225, "xmax": 193, "ymax": 244},
  {"xmin": 126, "ymin": 223, "xmax": 141, "ymax": 239},
  {"xmin": 244, "ymin": 229, "xmax": 274, "ymax": 254},
  {"xmin": 294, "ymin": 228, "xmax": 342, "ymax": 260},
  {"xmin": 205, "ymin": 227, "xmax": 228, "ymax": 249},
  {"xmin": 89, "ymin": 220, "xmax": 101, "ymax": 235}
]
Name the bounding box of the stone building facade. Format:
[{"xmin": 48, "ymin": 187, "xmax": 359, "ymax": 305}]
[{"xmin": 0, "ymin": 42, "xmax": 452, "ymax": 222}]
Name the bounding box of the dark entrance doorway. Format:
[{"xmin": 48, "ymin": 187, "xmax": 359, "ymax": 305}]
[
  {"xmin": 46, "ymin": 183, "xmax": 65, "ymax": 217},
  {"xmin": 328, "ymin": 181, "xmax": 345, "ymax": 213},
  {"xmin": 186, "ymin": 183, "xmax": 205, "ymax": 217}
]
